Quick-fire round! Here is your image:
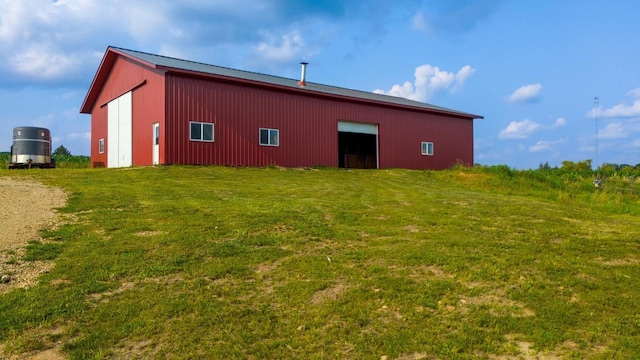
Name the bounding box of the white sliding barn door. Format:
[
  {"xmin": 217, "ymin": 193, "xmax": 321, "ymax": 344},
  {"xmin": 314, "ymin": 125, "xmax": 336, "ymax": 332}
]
[
  {"xmin": 107, "ymin": 91, "xmax": 132, "ymax": 168},
  {"xmin": 107, "ymin": 99, "xmax": 119, "ymax": 168}
]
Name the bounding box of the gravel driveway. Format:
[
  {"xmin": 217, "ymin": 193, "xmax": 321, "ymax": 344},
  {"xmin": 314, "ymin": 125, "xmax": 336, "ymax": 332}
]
[{"xmin": 0, "ymin": 176, "xmax": 67, "ymax": 294}]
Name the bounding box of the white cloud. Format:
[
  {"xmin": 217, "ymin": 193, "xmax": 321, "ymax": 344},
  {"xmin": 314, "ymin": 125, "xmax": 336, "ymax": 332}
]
[
  {"xmin": 124, "ymin": 2, "xmax": 172, "ymax": 42},
  {"xmin": 627, "ymin": 88, "xmax": 640, "ymax": 98},
  {"xmin": 0, "ymin": 1, "xmax": 335, "ymax": 85},
  {"xmin": 551, "ymin": 117, "xmax": 566, "ymax": 128},
  {"xmin": 587, "ymin": 88, "xmax": 640, "ymax": 118},
  {"xmin": 10, "ymin": 44, "xmax": 81, "ymax": 80},
  {"xmin": 67, "ymin": 132, "xmax": 91, "ymax": 140},
  {"xmin": 529, "ymin": 139, "xmax": 565, "ymax": 153},
  {"xmin": 30, "ymin": 113, "xmax": 55, "ymax": 128},
  {"xmin": 508, "ymin": 83, "xmax": 542, "ymax": 103},
  {"xmin": 253, "ymin": 31, "xmax": 305, "ymax": 63},
  {"xmin": 499, "ymin": 116, "xmax": 566, "ymax": 140},
  {"xmin": 598, "ymin": 122, "xmax": 627, "ymax": 139},
  {"xmin": 157, "ymin": 44, "xmax": 189, "ymax": 60},
  {"xmin": 454, "ymin": 65, "xmax": 475, "ymax": 91},
  {"xmin": 474, "ymin": 138, "xmax": 494, "ymax": 150},
  {"xmin": 498, "ymin": 119, "xmax": 541, "ymax": 139},
  {"xmin": 411, "ymin": 2, "xmax": 505, "ymax": 36},
  {"xmin": 580, "ymin": 145, "xmax": 595, "ymax": 153},
  {"xmin": 373, "ymin": 64, "xmax": 475, "ymax": 102},
  {"xmin": 0, "ymin": 0, "xmax": 117, "ymax": 83},
  {"xmin": 0, "ymin": 1, "xmax": 29, "ymax": 43},
  {"xmin": 374, "ymin": 81, "xmax": 416, "ymax": 100},
  {"xmin": 411, "ymin": 12, "xmax": 430, "ymax": 34},
  {"xmin": 597, "ymin": 100, "xmax": 640, "ymax": 118},
  {"xmin": 529, "ymin": 141, "xmax": 551, "ymax": 152}
]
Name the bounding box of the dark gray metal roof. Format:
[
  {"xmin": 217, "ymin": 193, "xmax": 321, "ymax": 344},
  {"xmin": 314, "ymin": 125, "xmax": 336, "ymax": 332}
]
[{"xmin": 112, "ymin": 46, "xmax": 482, "ymax": 119}]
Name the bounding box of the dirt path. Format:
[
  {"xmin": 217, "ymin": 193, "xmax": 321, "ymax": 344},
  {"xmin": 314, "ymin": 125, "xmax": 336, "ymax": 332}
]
[
  {"xmin": 0, "ymin": 177, "xmax": 68, "ymax": 359},
  {"xmin": 0, "ymin": 177, "xmax": 68, "ymax": 294}
]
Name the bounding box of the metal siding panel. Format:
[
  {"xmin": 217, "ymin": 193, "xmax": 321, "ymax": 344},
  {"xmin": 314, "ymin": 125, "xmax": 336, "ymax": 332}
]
[
  {"xmin": 380, "ymin": 111, "xmax": 473, "ymax": 170},
  {"xmin": 90, "ymin": 106, "xmax": 108, "ymax": 167},
  {"xmin": 164, "ymin": 74, "xmax": 473, "ymax": 169},
  {"xmin": 132, "ymin": 71, "xmax": 165, "ymax": 166},
  {"xmin": 118, "ymin": 92, "xmax": 132, "ymax": 167}
]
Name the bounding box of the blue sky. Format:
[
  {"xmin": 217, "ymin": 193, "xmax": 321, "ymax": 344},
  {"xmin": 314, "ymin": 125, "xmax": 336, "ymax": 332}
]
[{"xmin": 1, "ymin": 0, "xmax": 639, "ymax": 169}]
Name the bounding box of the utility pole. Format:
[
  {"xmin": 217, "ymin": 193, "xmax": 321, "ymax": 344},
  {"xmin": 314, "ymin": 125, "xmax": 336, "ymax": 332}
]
[{"xmin": 594, "ymin": 96, "xmax": 599, "ymax": 170}]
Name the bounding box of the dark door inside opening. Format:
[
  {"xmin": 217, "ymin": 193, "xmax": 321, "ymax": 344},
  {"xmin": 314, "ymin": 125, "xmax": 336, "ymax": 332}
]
[{"xmin": 338, "ymin": 131, "xmax": 377, "ymax": 169}]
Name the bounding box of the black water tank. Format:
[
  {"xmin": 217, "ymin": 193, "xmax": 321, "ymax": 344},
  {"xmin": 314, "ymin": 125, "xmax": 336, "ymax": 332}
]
[{"xmin": 10, "ymin": 126, "xmax": 53, "ymax": 167}]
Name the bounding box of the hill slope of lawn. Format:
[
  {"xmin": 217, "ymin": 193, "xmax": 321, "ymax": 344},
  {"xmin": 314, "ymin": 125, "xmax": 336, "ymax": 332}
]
[{"xmin": 1, "ymin": 165, "xmax": 639, "ymax": 359}]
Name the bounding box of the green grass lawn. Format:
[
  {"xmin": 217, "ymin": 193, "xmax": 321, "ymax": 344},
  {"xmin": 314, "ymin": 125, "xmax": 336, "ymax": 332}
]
[{"xmin": 1, "ymin": 165, "xmax": 639, "ymax": 359}]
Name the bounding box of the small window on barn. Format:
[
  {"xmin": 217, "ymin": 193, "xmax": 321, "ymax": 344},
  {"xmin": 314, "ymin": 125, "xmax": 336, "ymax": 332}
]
[
  {"xmin": 190, "ymin": 122, "xmax": 214, "ymax": 142},
  {"xmin": 99, "ymin": 138, "xmax": 105, "ymax": 154},
  {"xmin": 421, "ymin": 141, "xmax": 434, "ymax": 156},
  {"xmin": 202, "ymin": 123, "xmax": 214, "ymax": 141},
  {"xmin": 259, "ymin": 128, "xmax": 279, "ymax": 146}
]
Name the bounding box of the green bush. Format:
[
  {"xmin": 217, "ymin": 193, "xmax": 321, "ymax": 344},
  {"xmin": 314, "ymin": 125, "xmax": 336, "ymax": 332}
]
[
  {"xmin": 0, "ymin": 152, "xmax": 8, "ymax": 168},
  {"xmin": 52, "ymin": 155, "xmax": 91, "ymax": 169},
  {"xmin": 0, "ymin": 152, "xmax": 90, "ymax": 169}
]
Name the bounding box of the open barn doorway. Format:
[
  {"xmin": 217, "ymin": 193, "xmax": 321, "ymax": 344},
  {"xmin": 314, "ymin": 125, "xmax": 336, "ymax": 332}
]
[{"xmin": 338, "ymin": 121, "xmax": 378, "ymax": 169}]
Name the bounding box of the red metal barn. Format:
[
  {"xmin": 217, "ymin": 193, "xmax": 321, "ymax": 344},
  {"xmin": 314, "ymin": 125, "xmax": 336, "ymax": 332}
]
[{"xmin": 81, "ymin": 47, "xmax": 482, "ymax": 170}]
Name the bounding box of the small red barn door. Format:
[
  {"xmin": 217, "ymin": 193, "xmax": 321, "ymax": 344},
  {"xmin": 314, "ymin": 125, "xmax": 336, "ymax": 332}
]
[{"xmin": 152, "ymin": 123, "xmax": 160, "ymax": 165}]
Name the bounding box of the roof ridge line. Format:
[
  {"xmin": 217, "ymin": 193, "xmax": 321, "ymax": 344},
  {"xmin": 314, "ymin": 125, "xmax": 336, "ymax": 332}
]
[
  {"xmin": 101, "ymin": 46, "xmax": 482, "ymax": 119},
  {"xmin": 110, "ymin": 45, "xmax": 302, "ymax": 86}
]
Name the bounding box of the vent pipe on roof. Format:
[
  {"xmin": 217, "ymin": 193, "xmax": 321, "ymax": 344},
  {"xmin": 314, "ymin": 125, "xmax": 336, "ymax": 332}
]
[{"xmin": 298, "ymin": 62, "xmax": 308, "ymax": 87}]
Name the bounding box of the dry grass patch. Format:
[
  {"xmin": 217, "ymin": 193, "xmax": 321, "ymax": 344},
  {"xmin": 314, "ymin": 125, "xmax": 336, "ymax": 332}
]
[
  {"xmin": 254, "ymin": 262, "xmax": 279, "ymax": 274},
  {"xmin": 1, "ymin": 347, "xmax": 66, "ymax": 360},
  {"xmin": 308, "ymin": 282, "xmax": 350, "ymax": 305},
  {"xmin": 144, "ymin": 274, "xmax": 185, "ymax": 286},
  {"xmin": 0, "ymin": 326, "xmax": 66, "ymax": 360},
  {"xmin": 133, "ymin": 230, "xmax": 166, "ymax": 237},
  {"xmin": 1, "ymin": 251, "xmax": 55, "ymax": 295},
  {"xmin": 459, "ymin": 293, "xmax": 535, "ymax": 317},
  {"xmin": 597, "ymin": 258, "xmax": 639, "ymax": 266},
  {"xmin": 88, "ymin": 282, "xmax": 135, "ymax": 305},
  {"xmin": 389, "ymin": 352, "xmax": 429, "ymax": 360},
  {"xmin": 250, "ymin": 223, "xmax": 294, "ymax": 237},
  {"xmin": 492, "ymin": 335, "xmax": 608, "ymax": 360},
  {"xmin": 409, "ymin": 265, "xmax": 452, "ymax": 279},
  {"xmin": 112, "ymin": 339, "xmax": 158, "ymax": 360},
  {"xmin": 403, "ymin": 225, "xmax": 420, "ymax": 233},
  {"xmin": 376, "ymin": 304, "xmax": 404, "ymax": 323}
]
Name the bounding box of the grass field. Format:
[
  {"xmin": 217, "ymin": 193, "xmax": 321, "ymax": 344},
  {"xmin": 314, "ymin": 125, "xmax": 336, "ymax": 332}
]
[{"xmin": 1, "ymin": 165, "xmax": 639, "ymax": 359}]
